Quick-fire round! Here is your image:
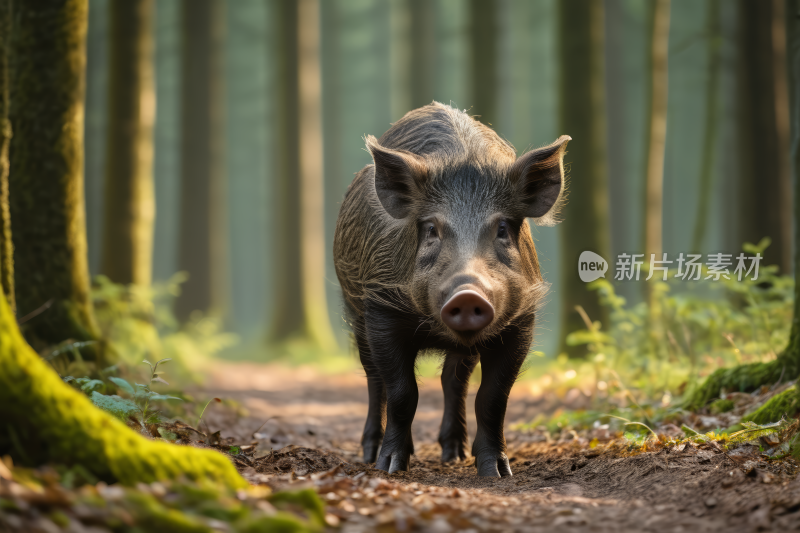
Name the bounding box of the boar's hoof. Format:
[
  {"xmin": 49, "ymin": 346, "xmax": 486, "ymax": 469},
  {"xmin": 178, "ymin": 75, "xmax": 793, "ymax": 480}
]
[
  {"xmin": 376, "ymin": 450, "xmax": 410, "ymax": 474},
  {"xmin": 362, "ymin": 440, "xmax": 381, "ymax": 463},
  {"xmin": 475, "ymin": 452, "xmax": 512, "ymax": 477},
  {"xmin": 440, "ymin": 440, "xmax": 468, "ymax": 463}
]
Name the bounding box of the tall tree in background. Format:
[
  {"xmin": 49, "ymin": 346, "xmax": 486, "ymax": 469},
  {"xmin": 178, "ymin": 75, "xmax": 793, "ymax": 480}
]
[
  {"xmin": 642, "ymin": 0, "xmax": 670, "ymax": 261},
  {"xmin": 389, "ymin": 0, "xmax": 436, "ymax": 121},
  {"xmin": 101, "ymin": 0, "xmax": 155, "ymax": 287},
  {"xmin": 8, "ymin": 0, "xmax": 100, "ymax": 351},
  {"xmin": 691, "ymin": 0, "xmax": 720, "ymax": 253},
  {"xmin": 175, "ymin": 0, "xmax": 226, "ymax": 321},
  {"xmin": 0, "ymin": 0, "xmax": 13, "ymax": 313},
  {"xmin": 267, "ymin": 0, "xmax": 336, "ymax": 348},
  {"xmin": 687, "ymin": 0, "xmax": 800, "ymax": 410},
  {"xmin": 737, "ymin": 0, "xmax": 791, "ymax": 273},
  {"xmin": 469, "ymin": 0, "xmax": 497, "ymax": 126},
  {"xmin": 408, "ymin": 0, "xmax": 435, "ymax": 110},
  {"xmin": 556, "ymin": 0, "xmax": 610, "ymax": 356}
]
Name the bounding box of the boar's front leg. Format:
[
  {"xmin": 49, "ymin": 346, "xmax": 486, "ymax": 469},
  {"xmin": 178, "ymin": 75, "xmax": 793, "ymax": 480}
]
[
  {"xmin": 355, "ymin": 328, "xmax": 386, "ymax": 463},
  {"xmin": 439, "ymin": 352, "xmax": 479, "ymax": 462},
  {"xmin": 365, "ymin": 302, "xmax": 418, "ymax": 474},
  {"xmin": 472, "ymin": 327, "xmax": 530, "ymax": 477}
]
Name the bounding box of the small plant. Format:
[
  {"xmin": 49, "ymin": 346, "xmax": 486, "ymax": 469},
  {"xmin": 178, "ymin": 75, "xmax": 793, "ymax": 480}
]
[{"xmin": 86, "ymin": 358, "xmax": 182, "ymax": 431}]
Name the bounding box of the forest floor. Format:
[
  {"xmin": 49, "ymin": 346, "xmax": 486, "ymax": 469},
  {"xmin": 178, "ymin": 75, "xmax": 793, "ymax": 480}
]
[{"xmin": 193, "ymin": 361, "xmax": 800, "ymax": 532}]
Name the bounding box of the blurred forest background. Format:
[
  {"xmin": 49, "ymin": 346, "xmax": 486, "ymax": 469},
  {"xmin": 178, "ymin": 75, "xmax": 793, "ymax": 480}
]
[{"xmin": 74, "ymin": 0, "xmax": 794, "ymax": 362}]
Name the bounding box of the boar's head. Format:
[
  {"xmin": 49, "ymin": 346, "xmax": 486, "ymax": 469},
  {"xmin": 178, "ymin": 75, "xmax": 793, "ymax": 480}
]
[{"xmin": 365, "ymin": 118, "xmax": 570, "ymax": 347}]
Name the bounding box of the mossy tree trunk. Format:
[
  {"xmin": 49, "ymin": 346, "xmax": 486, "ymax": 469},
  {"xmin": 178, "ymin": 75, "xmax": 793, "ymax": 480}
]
[
  {"xmin": 0, "ymin": 288, "xmax": 245, "ymax": 487},
  {"xmin": 100, "ymin": 0, "xmax": 155, "ymax": 287},
  {"xmin": 686, "ymin": 0, "xmax": 799, "ymax": 410},
  {"xmin": 0, "ymin": 0, "xmax": 13, "ymax": 314},
  {"xmin": 8, "ymin": 0, "xmax": 100, "ymax": 352},
  {"xmin": 175, "ymin": 0, "xmax": 227, "ymax": 321},
  {"xmin": 556, "ymin": 0, "xmax": 610, "ymax": 357},
  {"xmin": 267, "ymin": 0, "xmax": 336, "ymax": 349}
]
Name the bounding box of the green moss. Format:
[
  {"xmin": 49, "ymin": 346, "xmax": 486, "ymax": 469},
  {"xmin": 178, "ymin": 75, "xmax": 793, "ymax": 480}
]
[
  {"xmin": 269, "ymin": 489, "xmax": 326, "ymax": 528},
  {"xmin": 741, "ymin": 386, "xmax": 800, "ymax": 425},
  {"xmin": 709, "ymin": 398, "xmax": 735, "ymax": 414},
  {"xmin": 683, "ymin": 359, "xmax": 791, "ymax": 411},
  {"xmin": 8, "ymin": 0, "xmax": 100, "ymax": 352},
  {"xmin": 0, "ymin": 291, "xmax": 246, "ymax": 489}
]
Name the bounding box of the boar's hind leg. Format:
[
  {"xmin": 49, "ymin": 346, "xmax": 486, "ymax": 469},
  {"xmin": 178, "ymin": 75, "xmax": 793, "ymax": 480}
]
[
  {"xmin": 472, "ymin": 332, "xmax": 529, "ymax": 477},
  {"xmin": 357, "ymin": 332, "xmax": 386, "ymax": 463},
  {"xmin": 439, "ymin": 353, "xmax": 479, "ymax": 462}
]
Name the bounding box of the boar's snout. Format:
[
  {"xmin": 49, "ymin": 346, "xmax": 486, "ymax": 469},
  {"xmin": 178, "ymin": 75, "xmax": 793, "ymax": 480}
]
[{"xmin": 440, "ymin": 289, "xmax": 495, "ymax": 334}]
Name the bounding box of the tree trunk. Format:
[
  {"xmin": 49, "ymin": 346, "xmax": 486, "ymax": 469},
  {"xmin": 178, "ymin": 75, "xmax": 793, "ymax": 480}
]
[
  {"xmin": 100, "ymin": 0, "xmax": 155, "ymax": 287},
  {"xmin": 175, "ymin": 0, "xmax": 227, "ymax": 321},
  {"xmin": 737, "ymin": 0, "xmax": 792, "ymax": 273},
  {"xmin": 409, "ymin": 0, "xmax": 435, "ymax": 110},
  {"xmin": 686, "ymin": 0, "xmax": 799, "ymax": 411},
  {"xmin": 642, "ymin": 0, "xmax": 670, "ymax": 260},
  {"xmin": 267, "ymin": 0, "xmax": 336, "ymax": 349},
  {"xmin": 0, "ymin": 0, "xmax": 13, "ymax": 314},
  {"xmin": 691, "ymin": 0, "xmax": 721, "ymax": 254},
  {"xmin": 469, "ymin": 0, "xmax": 497, "ymax": 127},
  {"xmin": 556, "ymin": 0, "xmax": 610, "ymax": 357},
  {"xmin": 0, "ymin": 289, "xmax": 245, "ymax": 487},
  {"xmin": 8, "ymin": 0, "xmax": 100, "ymax": 353},
  {"xmin": 389, "ymin": 0, "xmax": 436, "ymax": 120}
]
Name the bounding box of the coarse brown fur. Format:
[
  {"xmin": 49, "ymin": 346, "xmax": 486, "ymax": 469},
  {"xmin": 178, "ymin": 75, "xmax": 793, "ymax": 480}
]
[
  {"xmin": 332, "ymin": 101, "xmax": 569, "ymax": 476},
  {"xmin": 333, "ymin": 102, "xmax": 563, "ymax": 346}
]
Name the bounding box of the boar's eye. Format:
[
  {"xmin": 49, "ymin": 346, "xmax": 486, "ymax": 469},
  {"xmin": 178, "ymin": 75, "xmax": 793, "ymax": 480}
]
[
  {"xmin": 497, "ymin": 221, "xmax": 508, "ymax": 239},
  {"xmin": 426, "ymin": 223, "xmax": 438, "ymax": 240}
]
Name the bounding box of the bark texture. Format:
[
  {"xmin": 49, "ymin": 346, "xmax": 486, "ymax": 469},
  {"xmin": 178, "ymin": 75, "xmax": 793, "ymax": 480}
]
[
  {"xmin": 175, "ymin": 0, "xmax": 227, "ymax": 321},
  {"xmin": 8, "ymin": 0, "xmax": 100, "ymax": 351},
  {"xmin": 642, "ymin": 0, "xmax": 670, "ymax": 259},
  {"xmin": 100, "ymin": 0, "xmax": 155, "ymax": 286},
  {"xmin": 0, "ymin": 0, "xmax": 13, "ymax": 314},
  {"xmin": 691, "ymin": 0, "xmax": 721, "ymax": 253},
  {"xmin": 556, "ymin": 0, "xmax": 610, "ymax": 357},
  {"xmin": 469, "ymin": 0, "xmax": 497, "ymax": 127},
  {"xmin": 267, "ymin": 0, "xmax": 336, "ymax": 348},
  {"xmin": 0, "ymin": 290, "xmax": 246, "ymax": 488},
  {"xmin": 737, "ymin": 0, "xmax": 792, "ymax": 273}
]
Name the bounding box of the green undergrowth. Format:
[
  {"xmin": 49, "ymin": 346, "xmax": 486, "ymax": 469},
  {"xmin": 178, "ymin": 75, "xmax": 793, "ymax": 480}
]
[
  {"xmin": 47, "ymin": 273, "xmax": 238, "ymax": 385},
  {"xmin": 546, "ymin": 240, "xmax": 792, "ymax": 409},
  {"xmin": 0, "ymin": 459, "xmax": 325, "ymax": 532}
]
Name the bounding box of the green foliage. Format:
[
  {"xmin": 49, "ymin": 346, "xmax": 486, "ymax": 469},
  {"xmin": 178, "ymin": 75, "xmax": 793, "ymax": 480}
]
[
  {"xmin": 89, "ymin": 391, "xmax": 138, "ymax": 420},
  {"xmin": 77, "ymin": 358, "xmax": 183, "ymax": 427},
  {"xmin": 565, "ymin": 240, "xmax": 793, "ymax": 402},
  {"xmin": 91, "ymin": 274, "xmax": 238, "ymax": 382}
]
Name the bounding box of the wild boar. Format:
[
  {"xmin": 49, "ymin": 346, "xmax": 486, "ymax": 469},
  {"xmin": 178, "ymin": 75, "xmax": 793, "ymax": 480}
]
[{"xmin": 333, "ymin": 102, "xmax": 569, "ymax": 477}]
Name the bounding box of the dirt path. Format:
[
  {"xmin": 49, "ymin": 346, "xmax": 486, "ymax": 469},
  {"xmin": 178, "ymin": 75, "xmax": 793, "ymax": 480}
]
[{"xmin": 197, "ymin": 362, "xmax": 800, "ymax": 532}]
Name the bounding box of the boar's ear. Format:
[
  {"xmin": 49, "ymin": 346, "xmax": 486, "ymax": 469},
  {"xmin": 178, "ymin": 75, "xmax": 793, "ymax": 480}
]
[
  {"xmin": 366, "ymin": 135, "xmax": 429, "ymax": 219},
  {"xmin": 509, "ymin": 135, "xmax": 571, "ymax": 226}
]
